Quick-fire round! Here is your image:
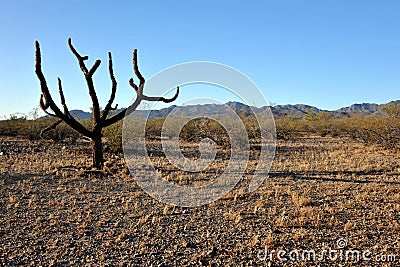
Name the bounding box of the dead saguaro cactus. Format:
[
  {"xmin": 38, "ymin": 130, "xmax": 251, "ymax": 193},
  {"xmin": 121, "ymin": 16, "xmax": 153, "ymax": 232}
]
[{"xmin": 35, "ymin": 38, "xmax": 179, "ymax": 169}]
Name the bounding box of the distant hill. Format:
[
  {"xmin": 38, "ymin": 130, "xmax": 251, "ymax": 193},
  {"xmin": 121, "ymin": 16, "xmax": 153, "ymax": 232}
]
[
  {"xmin": 39, "ymin": 100, "xmax": 400, "ymax": 120},
  {"xmin": 69, "ymin": 110, "xmax": 93, "ymax": 120},
  {"xmin": 269, "ymin": 104, "xmax": 321, "ymax": 118},
  {"xmin": 337, "ymin": 103, "xmax": 379, "ymax": 114}
]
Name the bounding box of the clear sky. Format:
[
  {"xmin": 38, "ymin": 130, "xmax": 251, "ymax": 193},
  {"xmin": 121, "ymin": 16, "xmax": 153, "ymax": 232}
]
[{"xmin": 0, "ymin": 0, "xmax": 399, "ymax": 117}]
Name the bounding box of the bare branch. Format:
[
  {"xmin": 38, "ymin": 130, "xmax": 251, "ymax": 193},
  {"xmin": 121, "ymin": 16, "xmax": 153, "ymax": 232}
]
[
  {"xmin": 129, "ymin": 78, "xmax": 139, "ymax": 91},
  {"xmin": 68, "ymin": 38, "xmax": 89, "ymax": 73},
  {"xmin": 39, "ymin": 94, "xmax": 56, "ymax": 117},
  {"xmin": 104, "ymin": 86, "xmax": 179, "ymax": 127},
  {"xmin": 101, "ymin": 52, "xmax": 118, "ymax": 121},
  {"xmin": 35, "ymin": 41, "xmax": 56, "ymax": 109},
  {"xmin": 39, "ymin": 93, "xmax": 49, "ymax": 111},
  {"xmin": 35, "ymin": 40, "xmax": 92, "ymax": 137},
  {"xmin": 142, "ymin": 87, "xmax": 180, "ymax": 103},
  {"xmin": 133, "ymin": 49, "xmax": 145, "ymax": 93},
  {"xmin": 67, "ymin": 38, "xmax": 101, "ymax": 123},
  {"xmin": 104, "ymin": 49, "xmax": 180, "ymax": 127},
  {"xmin": 35, "ymin": 40, "xmax": 179, "ymax": 169},
  {"xmin": 39, "ymin": 119, "xmax": 62, "ymax": 139},
  {"xmin": 103, "ymin": 96, "xmax": 142, "ymax": 127},
  {"xmin": 58, "ymin": 78, "xmax": 69, "ymax": 115},
  {"xmin": 88, "ymin": 59, "xmax": 101, "ymax": 77}
]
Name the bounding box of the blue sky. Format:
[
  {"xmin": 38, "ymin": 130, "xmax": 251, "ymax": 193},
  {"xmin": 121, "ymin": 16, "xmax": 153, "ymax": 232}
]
[{"xmin": 0, "ymin": 0, "xmax": 399, "ymax": 117}]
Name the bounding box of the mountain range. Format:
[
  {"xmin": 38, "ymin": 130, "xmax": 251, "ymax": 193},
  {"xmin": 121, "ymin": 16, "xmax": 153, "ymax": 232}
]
[{"xmin": 58, "ymin": 100, "xmax": 400, "ymax": 120}]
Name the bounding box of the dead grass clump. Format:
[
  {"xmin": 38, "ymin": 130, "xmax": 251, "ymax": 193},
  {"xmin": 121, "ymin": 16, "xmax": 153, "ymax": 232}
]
[{"xmin": 288, "ymin": 189, "xmax": 313, "ymax": 207}]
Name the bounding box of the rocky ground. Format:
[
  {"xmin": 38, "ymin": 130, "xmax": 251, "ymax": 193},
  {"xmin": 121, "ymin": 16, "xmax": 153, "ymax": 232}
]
[{"xmin": 1, "ymin": 136, "xmax": 400, "ymax": 266}]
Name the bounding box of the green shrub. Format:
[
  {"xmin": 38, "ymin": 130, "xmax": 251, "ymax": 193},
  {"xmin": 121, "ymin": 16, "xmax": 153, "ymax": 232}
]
[
  {"xmin": 145, "ymin": 118, "xmax": 165, "ymax": 138},
  {"xmin": 103, "ymin": 120, "xmax": 123, "ymax": 153},
  {"xmin": 275, "ymin": 116, "xmax": 303, "ymax": 140}
]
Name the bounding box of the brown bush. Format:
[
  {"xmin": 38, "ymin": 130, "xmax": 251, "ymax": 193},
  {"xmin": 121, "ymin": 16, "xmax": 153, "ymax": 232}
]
[
  {"xmin": 0, "ymin": 118, "xmax": 79, "ymax": 141},
  {"xmin": 2, "ymin": 110, "xmax": 399, "ymax": 152},
  {"xmin": 346, "ymin": 116, "xmax": 400, "ymax": 149},
  {"xmin": 275, "ymin": 116, "xmax": 303, "ymax": 140}
]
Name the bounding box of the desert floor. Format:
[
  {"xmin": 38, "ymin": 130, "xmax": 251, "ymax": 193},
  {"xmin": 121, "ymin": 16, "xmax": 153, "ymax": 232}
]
[{"xmin": 1, "ymin": 136, "xmax": 400, "ymax": 266}]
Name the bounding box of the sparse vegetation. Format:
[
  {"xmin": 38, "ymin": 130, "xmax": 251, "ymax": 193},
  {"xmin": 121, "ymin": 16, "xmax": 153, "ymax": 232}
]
[
  {"xmin": 1, "ymin": 102, "xmax": 400, "ymax": 266},
  {"xmin": 1, "ymin": 134, "xmax": 399, "ymax": 266},
  {"xmin": 2, "ymin": 106, "xmax": 400, "ymax": 153}
]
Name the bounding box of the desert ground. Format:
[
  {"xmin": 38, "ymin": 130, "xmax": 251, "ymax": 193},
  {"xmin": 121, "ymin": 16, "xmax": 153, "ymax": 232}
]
[{"xmin": 1, "ymin": 135, "xmax": 400, "ymax": 266}]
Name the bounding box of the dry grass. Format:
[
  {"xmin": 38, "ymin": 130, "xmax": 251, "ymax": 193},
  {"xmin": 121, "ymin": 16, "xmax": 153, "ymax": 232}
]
[{"xmin": 1, "ymin": 135, "xmax": 400, "ymax": 266}]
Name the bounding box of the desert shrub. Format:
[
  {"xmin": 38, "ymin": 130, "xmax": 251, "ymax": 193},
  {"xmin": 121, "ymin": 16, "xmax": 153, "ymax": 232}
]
[
  {"xmin": 45, "ymin": 120, "xmax": 81, "ymax": 141},
  {"xmin": 0, "ymin": 118, "xmax": 24, "ymax": 136},
  {"xmin": 346, "ymin": 116, "xmax": 400, "ymax": 149},
  {"xmin": 302, "ymin": 111, "xmax": 337, "ymax": 137},
  {"xmin": 0, "ymin": 118, "xmax": 79, "ymax": 141},
  {"xmin": 313, "ymin": 111, "xmax": 334, "ymax": 137},
  {"xmin": 103, "ymin": 120, "xmax": 123, "ymax": 153},
  {"xmin": 179, "ymin": 117, "xmax": 230, "ymax": 146},
  {"xmin": 145, "ymin": 118, "xmax": 165, "ymax": 138},
  {"xmin": 303, "ymin": 108, "xmax": 318, "ymax": 122},
  {"xmin": 275, "ymin": 116, "xmax": 303, "ymax": 140},
  {"xmin": 242, "ymin": 116, "xmax": 261, "ymax": 140},
  {"xmin": 36, "ymin": 120, "xmax": 81, "ymax": 141},
  {"xmin": 0, "ymin": 118, "xmax": 83, "ymax": 141},
  {"xmin": 344, "ymin": 102, "xmax": 400, "ymax": 149},
  {"xmin": 380, "ymin": 102, "xmax": 400, "ymax": 118},
  {"xmin": 327, "ymin": 118, "xmax": 351, "ymax": 137},
  {"xmin": 3, "ymin": 107, "xmax": 399, "ymax": 151}
]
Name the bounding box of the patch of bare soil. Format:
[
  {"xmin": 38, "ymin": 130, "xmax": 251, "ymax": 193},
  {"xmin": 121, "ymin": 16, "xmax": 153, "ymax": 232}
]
[{"xmin": 1, "ymin": 136, "xmax": 400, "ymax": 266}]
